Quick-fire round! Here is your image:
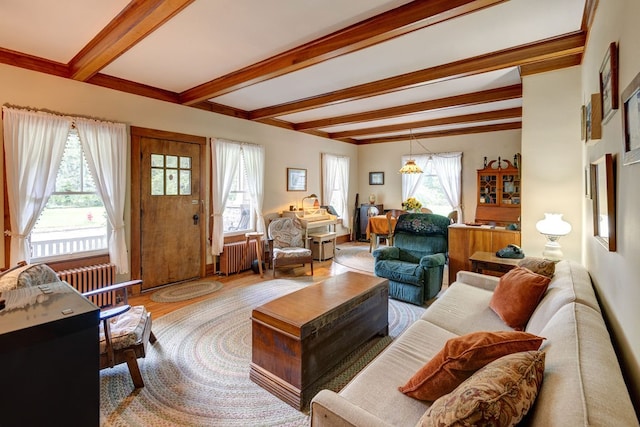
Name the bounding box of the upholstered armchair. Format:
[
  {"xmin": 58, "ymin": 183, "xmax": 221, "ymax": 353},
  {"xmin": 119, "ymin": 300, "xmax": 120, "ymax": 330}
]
[
  {"xmin": 0, "ymin": 262, "xmax": 155, "ymax": 389},
  {"xmin": 372, "ymin": 213, "xmax": 449, "ymax": 305},
  {"xmin": 267, "ymin": 217, "xmax": 314, "ymax": 277}
]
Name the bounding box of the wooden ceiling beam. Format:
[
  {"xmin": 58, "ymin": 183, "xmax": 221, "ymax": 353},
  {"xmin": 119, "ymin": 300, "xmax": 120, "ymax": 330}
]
[
  {"xmin": 87, "ymin": 73, "xmax": 181, "ymax": 103},
  {"xmin": 357, "ymin": 122, "xmax": 522, "ymax": 144},
  {"xmin": 179, "ymin": 0, "xmax": 506, "ymax": 105},
  {"xmin": 295, "ymin": 84, "xmax": 522, "ymax": 131},
  {"xmin": 0, "ymin": 47, "xmax": 69, "ymax": 78},
  {"xmin": 69, "ymin": 0, "xmax": 195, "ymax": 81},
  {"xmin": 519, "ymin": 52, "xmax": 582, "ymax": 76},
  {"xmin": 329, "ymin": 107, "xmax": 522, "ymax": 139},
  {"xmin": 250, "ymin": 31, "xmax": 585, "ymax": 120}
]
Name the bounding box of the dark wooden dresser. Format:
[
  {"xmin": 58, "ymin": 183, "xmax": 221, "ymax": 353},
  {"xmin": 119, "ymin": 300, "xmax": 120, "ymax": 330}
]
[{"xmin": 0, "ymin": 281, "xmax": 100, "ymax": 426}]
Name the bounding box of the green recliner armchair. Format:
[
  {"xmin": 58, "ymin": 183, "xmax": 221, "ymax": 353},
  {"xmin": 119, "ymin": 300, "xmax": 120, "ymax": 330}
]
[{"xmin": 372, "ymin": 213, "xmax": 449, "ymax": 305}]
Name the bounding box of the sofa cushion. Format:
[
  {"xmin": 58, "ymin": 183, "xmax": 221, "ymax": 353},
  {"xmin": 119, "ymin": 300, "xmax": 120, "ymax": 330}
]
[
  {"xmin": 526, "ymin": 260, "xmax": 600, "ymax": 335},
  {"xmin": 518, "ymin": 257, "xmax": 555, "ymax": 278},
  {"xmin": 339, "ymin": 320, "xmax": 457, "ymax": 426},
  {"xmin": 490, "ymin": 267, "xmax": 550, "ymax": 330},
  {"xmin": 525, "ymin": 303, "xmax": 639, "ymax": 426},
  {"xmin": 399, "ymin": 331, "xmax": 544, "ymax": 401},
  {"xmin": 418, "ymin": 350, "xmax": 545, "ymax": 427},
  {"xmin": 421, "ymin": 282, "xmax": 507, "ymax": 335}
]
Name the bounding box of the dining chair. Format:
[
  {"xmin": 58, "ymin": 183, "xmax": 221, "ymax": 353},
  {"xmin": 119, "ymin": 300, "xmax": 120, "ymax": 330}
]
[{"xmin": 369, "ymin": 209, "xmax": 407, "ymax": 252}]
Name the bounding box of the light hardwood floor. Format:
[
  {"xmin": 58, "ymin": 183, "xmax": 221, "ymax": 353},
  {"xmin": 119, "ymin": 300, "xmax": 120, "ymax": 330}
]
[{"xmin": 128, "ymin": 256, "xmax": 356, "ymax": 319}]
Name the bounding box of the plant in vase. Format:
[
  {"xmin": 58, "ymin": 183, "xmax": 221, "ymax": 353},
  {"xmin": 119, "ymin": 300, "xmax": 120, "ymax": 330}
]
[{"xmin": 402, "ymin": 197, "xmax": 422, "ymax": 212}]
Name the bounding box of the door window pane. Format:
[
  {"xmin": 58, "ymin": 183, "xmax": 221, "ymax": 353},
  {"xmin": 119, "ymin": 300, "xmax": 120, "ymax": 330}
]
[
  {"xmin": 151, "ymin": 169, "xmax": 164, "ymax": 195},
  {"xmin": 166, "ymin": 169, "xmax": 178, "ymax": 195},
  {"xmin": 180, "ymin": 170, "xmax": 191, "ymax": 195},
  {"xmin": 151, "ymin": 154, "xmax": 164, "ymax": 167},
  {"xmin": 180, "ymin": 156, "xmax": 191, "ymax": 169},
  {"xmin": 166, "ymin": 155, "xmax": 178, "ymax": 168}
]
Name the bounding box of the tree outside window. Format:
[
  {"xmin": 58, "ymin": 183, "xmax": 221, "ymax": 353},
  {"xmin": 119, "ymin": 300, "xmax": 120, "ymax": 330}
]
[
  {"xmin": 223, "ymin": 156, "xmax": 253, "ymax": 234},
  {"xmin": 31, "ymin": 131, "xmax": 108, "ymax": 260},
  {"xmin": 411, "ymin": 160, "xmax": 453, "ymax": 216}
]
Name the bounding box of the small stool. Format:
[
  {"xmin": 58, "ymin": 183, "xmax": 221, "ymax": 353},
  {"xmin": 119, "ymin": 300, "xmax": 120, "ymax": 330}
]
[{"xmin": 238, "ymin": 232, "xmax": 264, "ymax": 277}]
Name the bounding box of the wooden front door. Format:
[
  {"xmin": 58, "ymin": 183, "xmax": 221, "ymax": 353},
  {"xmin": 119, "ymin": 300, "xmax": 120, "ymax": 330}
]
[{"xmin": 131, "ymin": 127, "xmax": 206, "ymax": 290}]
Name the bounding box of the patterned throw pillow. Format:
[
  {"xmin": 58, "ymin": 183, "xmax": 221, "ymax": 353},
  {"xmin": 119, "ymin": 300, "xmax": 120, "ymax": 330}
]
[
  {"xmin": 419, "ymin": 351, "xmax": 545, "ymax": 427},
  {"xmin": 518, "ymin": 257, "xmax": 555, "ymax": 278},
  {"xmin": 398, "ymin": 331, "xmax": 544, "ymax": 401}
]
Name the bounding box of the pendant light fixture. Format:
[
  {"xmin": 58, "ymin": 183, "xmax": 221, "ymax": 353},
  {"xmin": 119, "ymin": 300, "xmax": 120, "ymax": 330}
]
[{"xmin": 399, "ymin": 129, "xmax": 423, "ymax": 174}]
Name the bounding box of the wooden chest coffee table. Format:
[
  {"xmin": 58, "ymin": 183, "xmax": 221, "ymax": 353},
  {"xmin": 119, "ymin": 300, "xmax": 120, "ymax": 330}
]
[{"xmin": 250, "ymin": 271, "xmax": 389, "ymax": 409}]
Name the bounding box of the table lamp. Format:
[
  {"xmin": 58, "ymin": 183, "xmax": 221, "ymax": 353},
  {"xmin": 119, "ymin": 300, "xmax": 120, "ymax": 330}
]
[{"xmin": 535, "ymin": 213, "xmax": 571, "ymax": 261}]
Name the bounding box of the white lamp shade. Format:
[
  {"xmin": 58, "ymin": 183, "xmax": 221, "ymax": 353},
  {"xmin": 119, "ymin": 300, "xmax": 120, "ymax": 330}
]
[{"xmin": 536, "ymin": 213, "xmax": 572, "ymax": 237}]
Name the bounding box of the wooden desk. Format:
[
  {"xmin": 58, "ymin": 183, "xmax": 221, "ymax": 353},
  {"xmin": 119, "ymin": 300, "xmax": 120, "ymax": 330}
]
[
  {"xmin": 448, "ymin": 225, "xmax": 521, "ymax": 284},
  {"xmin": 250, "ymin": 272, "xmax": 389, "ymax": 409},
  {"xmin": 366, "ymin": 215, "xmax": 397, "ymax": 252},
  {"xmin": 469, "ymin": 251, "xmax": 521, "ymax": 276}
]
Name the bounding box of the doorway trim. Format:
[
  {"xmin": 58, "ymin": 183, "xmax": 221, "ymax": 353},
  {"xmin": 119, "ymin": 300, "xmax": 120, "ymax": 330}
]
[{"xmin": 130, "ymin": 126, "xmax": 207, "ymax": 282}]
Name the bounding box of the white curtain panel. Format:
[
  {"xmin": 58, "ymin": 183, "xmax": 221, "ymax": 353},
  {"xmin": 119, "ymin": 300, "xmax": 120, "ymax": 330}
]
[
  {"xmin": 432, "ymin": 152, "xmax": 463, "ymax": 223},
  {"xmin": 210, "ymin": 138, "xmax": 242, "ymax": 255},
  {"xmin": 401, "ymin": 154, "xmax": 429, "ymax": 201},
  {"xmin": 76, "ymin": 118, "xmax": 129, "ymax": 273},
  {"xmin": 2, "ymin": 107, "xmax": 70, "ymax": 265},
  {"xmin": 322, "ymin": 153, "xmax": 350, "ymax": 227},
  {"xmin": 401, "ymin": 152, "xmax": 462, "ymax": 221},
  {"xmin": 242, "ymin": 143, "xmax": 266, "ymax": 237}
]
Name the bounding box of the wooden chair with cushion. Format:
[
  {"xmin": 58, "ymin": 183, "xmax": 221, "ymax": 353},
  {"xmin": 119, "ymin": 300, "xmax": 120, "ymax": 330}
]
[
  {"xmin": 267, "ymin": 217, "xmax": 313, "ymax": 277},
  {"xmin": 369, "ymin": 209, "xmax": 407, "ymax": 252},
  {"xmin": 420, "ymin": 207, "xmax": 433, "ymax": 214},
  {"xmin": 0, "ymin": 262, "xmax": 155, "ymax": 389}
]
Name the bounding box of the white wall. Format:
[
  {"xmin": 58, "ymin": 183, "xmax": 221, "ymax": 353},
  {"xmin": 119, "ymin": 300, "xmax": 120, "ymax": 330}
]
[
  {"xmin": 581, "ymin": 0, "xmax": 640, "ymax": 403},
  {"xmin": 0, "ymin": 63, "xmax": 358, "ymax": 267},
  {"xmin": 520, "ymin": 67, "xmax": 583, "ymax": 263},
  {"xmin": 358, "ymin": 130, "xmax": 521, "ymax": 223}
]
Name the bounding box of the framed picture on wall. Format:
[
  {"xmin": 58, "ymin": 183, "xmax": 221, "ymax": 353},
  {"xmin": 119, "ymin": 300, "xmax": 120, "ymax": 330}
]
[
  {"xmin": 621, "ymin": 69, "xmax": 640, "ymax": 166},
  {"xmin": 287, "ymin": 168, "xmax": 307, "ymax": 191},
  {"xmin": 369, "ymin": 171, "xmax": 384, "ymax": 185},
  {"xmin": 599, "ymin": 42, "xmax": 619, "ymax": 124}
]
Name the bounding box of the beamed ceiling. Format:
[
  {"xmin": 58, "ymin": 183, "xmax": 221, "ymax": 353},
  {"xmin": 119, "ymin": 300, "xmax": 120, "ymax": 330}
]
[{"xmin": 0, "ymin": 0, "xmax": 595, "ymax": 145}]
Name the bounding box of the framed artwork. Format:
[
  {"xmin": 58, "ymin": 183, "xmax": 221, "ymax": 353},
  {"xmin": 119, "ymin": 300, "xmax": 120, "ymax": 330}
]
[
  {"xmin": 369, "ymin": 171, "xmax": 384, "ymax": 185},
  {"xmin": 286, "ymin": 167, "xmax": 307, "ymax": 191},
  {"xmin": 581, "ymin": 104, "xmax": 587, "ymax": 142},
  {"xmin": 621, "ymin": 69, "xmax": 640, "ymax": 166},
  {"xmin": 599, "ymin": 42, "xmax": 619, "ymax": 124},
  {"xmin": 587, "ymin": 93, "xmax": 602, "ymax": 141},
  {"xmin": 590, "ymin": 153, "xmax": 616, "ymax": 251}
]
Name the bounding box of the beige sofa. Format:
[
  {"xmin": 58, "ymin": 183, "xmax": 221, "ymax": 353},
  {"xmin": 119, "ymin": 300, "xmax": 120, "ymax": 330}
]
[{"xmin": 310, "ymin": 261, "xmax": 639, "ymax": 426}]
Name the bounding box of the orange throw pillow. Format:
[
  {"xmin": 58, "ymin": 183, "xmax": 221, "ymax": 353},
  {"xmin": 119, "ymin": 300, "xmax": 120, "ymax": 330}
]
[
  {"xmin": 490, "ymin": 266, "xmax": 551, "ymax": 330},
  {"xmin": 398, "ymin": 331, "xmax": 544, "ymax": 401}
]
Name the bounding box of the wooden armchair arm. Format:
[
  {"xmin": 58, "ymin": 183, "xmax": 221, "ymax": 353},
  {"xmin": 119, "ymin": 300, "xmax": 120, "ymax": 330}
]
[
  {"xmin": 81, "ymin": 279, "xmax": 142, "ymax": 298},
  {"xmin": 100, "ymin": 304, "xmax": 131, "ymax": 321}
]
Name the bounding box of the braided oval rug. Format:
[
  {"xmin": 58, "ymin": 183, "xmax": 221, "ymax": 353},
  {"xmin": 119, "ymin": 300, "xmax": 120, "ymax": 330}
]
[{"xmin": 100, "ymin": 278, "xmax": 426, "ymax": 426}]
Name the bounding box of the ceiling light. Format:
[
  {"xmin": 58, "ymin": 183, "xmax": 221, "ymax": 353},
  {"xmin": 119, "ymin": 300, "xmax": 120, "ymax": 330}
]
[{"xmin": 399, "ymin": 130, "xmax": 423, "ymax": 174}]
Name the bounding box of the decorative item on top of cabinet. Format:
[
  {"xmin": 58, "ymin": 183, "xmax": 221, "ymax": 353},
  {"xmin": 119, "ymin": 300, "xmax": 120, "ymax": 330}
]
[{"xmin": 475, "ymin": 155, "xmax": 521, "ymax": 227}]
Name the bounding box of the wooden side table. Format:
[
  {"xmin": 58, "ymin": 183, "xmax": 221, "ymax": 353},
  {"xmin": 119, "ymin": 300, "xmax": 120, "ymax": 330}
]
[
  {"xmin": 469, "ymin": 251, "xmax": 521, "ymax": 276},
  {"xmin": 239, "ymin": 232, "xmax": 264, "ymax": 277}
]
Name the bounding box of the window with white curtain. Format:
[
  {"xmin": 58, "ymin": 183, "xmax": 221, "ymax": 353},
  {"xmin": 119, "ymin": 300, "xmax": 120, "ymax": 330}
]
[
  {"xmin": 412, "ymin": 160, "xmax": 453, "ymax": 215},
  {"xmin": 402, "ymin": 152, "xmax": 462, "ymax": 220},
  {"xmin": 31, "ymin": 130, "xmax": 108, "ymax": 261},
  {"xmin": 322, "ymin": 153, "xmax": 350, "ymax": 227},
  {"xmin": 222, "ymin": 154, "xmax": 254, "ymax": 234}
]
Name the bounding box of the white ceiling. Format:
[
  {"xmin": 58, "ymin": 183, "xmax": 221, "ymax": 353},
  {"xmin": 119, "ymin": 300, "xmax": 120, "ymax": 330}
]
[{"xmin": 0, "ymin": 0, "xmax": 588, "ymax": 144}]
